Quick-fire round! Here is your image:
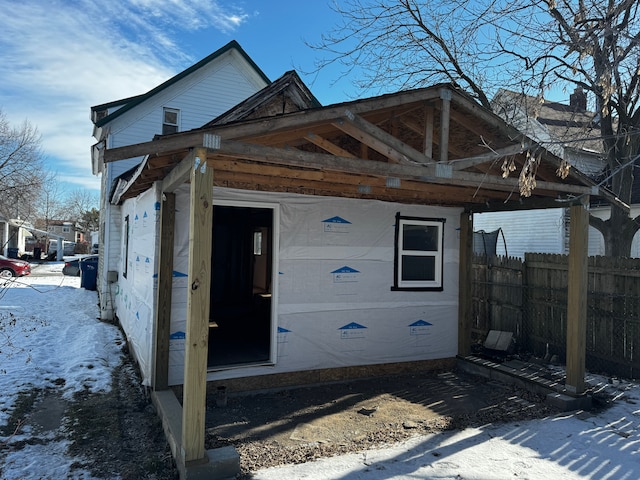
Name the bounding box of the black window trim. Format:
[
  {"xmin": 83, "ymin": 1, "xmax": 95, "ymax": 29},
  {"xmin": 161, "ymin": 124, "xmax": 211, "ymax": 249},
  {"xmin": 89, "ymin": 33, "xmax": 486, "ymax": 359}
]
[
  {"xmin": 123, "ymin": 214, "xmax": 129, "ymax": 279},
  {"xmin": 391, "ymin": 212, "xmax": 445, "ymax": 292}
]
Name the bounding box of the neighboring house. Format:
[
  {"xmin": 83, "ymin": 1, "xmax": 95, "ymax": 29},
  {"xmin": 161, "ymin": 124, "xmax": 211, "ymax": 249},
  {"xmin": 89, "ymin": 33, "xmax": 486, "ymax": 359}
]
[
  {"xmin": 0, "ymin": 215, "xmax": 33, "ymax": 257},
  {"xmin": 43, "ymin": 220, "xmax": 82, "ymax": 243},
  {"xmin": 99, "ymin": 76, "xmax": 612, "ymax": 473},
  {"xmin": 90, "ymin": 40, "xmax": 271, "ymax": 320},
  {"xmin": 474, "ymin": 88, "xmax": 632, "ymax": 258}
]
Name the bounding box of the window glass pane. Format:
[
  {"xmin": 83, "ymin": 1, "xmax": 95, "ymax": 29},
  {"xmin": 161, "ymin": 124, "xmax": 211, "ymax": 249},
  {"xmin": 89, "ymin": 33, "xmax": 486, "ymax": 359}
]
[
  {"xmin": 401, "ymin": 255, "xmax": 435, "ymax": 281},
  {"xmin": 402, "ymin": 224, "xmax": 439, "ymax": 251},
  {"xmin": 164, "ymin": 110, "xmax": 178, "ymax": 124},
  {"xmin": 253, "ymin": 231, "xmax": 262, "ymax": 255},
  {"xmin": 162, "ymin": 124, "xmax": 178, "ymax": 135}
]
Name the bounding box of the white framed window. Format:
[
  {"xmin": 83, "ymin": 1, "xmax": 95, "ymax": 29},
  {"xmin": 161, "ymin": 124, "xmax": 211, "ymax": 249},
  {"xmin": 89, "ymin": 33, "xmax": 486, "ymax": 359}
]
[
  {"xmin": 162, "ymin": 107, "xmax": 180, "ymax": 135},
  {"xmin": 393, "ymin": 214, "xmax": 445, "ymax": 291},
  {"xmin": 62, "ymin": 226, "xmax": 70, "ymax": 233}
]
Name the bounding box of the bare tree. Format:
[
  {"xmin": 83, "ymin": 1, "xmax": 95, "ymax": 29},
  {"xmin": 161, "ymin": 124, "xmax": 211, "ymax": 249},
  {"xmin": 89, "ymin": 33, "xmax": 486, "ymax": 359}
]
[
  {"xmin": 63, "ymin": 188, "xmax": 99, "ymax": 232},
  {"xmin": 0, "ymin": 109, "xmax": 45, "ymax": 221},
  {"xmin": 34, "ymin": 173, "xmax": 66, "ymax": 231},
  {"xmin": 311, "ymin": 0, "xmax": 640, "ymax": 256}
]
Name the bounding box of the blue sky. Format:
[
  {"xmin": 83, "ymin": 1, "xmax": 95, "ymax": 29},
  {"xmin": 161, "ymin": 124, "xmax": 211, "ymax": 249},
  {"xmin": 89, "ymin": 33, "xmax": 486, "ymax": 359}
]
[{"xmin": 0, "ymin": 1, "xmax": 360, "ymax": 194}]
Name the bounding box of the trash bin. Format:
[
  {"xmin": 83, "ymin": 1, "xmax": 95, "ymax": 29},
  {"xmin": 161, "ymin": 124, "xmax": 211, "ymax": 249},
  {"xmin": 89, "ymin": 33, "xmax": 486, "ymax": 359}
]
[
  {"xmin": 7, "ymin": 248, "xmax": 18, "ymax": 259},
  {"xmin": 80, "ymin": 256, "xmax": 98, "ymax": 291},
  {"xmin": 33, "ymin": 247, "xmax": 41, "ymax": 260}
]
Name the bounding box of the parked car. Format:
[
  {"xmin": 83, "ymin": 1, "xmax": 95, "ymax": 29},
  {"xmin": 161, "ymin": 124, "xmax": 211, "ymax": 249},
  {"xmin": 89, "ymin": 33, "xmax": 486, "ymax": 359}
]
[
  {"xmin": 63, "ymin": 255, "xmax": 98, "ymax": 277},
  {"xmin": 0, "ymin": 255, "xmax": 31, "ymax": 278}
]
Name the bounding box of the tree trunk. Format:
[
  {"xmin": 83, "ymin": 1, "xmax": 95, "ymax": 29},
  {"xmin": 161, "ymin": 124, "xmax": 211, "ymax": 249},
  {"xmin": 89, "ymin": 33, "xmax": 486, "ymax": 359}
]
[{"xmin": 601, "ymin": 208, "xmax": 638, "ymax": 257}]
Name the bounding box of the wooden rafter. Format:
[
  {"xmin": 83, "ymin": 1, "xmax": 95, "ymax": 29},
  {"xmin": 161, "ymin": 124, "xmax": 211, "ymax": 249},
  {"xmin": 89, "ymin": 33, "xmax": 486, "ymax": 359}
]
[
  {"xmin": 331, "ymin": 110, "xmax": 431, "ymax": 165},
  {"xmin": 304, "ymin": 132, "xmax": 355, "ymax": 157}
]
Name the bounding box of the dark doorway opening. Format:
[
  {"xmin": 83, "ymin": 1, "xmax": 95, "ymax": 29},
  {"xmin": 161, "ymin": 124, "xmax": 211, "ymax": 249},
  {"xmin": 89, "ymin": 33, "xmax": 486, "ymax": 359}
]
[{"xmin": 208, "ymin": 205, "xmax": 273, "ymax": 368}]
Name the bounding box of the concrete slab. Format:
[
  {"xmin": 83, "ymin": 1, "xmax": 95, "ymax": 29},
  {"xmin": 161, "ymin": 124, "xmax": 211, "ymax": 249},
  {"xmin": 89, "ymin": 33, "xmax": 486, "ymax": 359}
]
[
  {"xmin": 546, "ymin": 392, "xmax": 592, "ymax": 411},
  {"xmin": 183, "ymin": 447, "xmax": 240, "ymax": 480}
]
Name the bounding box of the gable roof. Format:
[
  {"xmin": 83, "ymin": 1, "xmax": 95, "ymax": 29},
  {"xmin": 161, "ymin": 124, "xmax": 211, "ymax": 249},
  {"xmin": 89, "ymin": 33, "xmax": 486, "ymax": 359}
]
[
  {"xmin": 90, "ymin": 40, "xmax": 270, "ymax": 128},
  {"xmin": 203, "ymin": 70, "xmax": 322, "ymax": 127},
  {"xmin": 104, "ymin": 83, "xmax": 623, "ymax": 212}
]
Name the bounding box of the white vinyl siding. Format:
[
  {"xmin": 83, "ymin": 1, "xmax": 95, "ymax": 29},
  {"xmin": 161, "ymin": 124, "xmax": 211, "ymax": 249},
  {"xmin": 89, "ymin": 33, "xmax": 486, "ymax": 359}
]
[
  {"xmin": 474, "ymin": 209, "xmax": 566, "ymax": 258},
  {"xmin": 105, "ymin": 60, "xmax": 266, "ymax": 184}
]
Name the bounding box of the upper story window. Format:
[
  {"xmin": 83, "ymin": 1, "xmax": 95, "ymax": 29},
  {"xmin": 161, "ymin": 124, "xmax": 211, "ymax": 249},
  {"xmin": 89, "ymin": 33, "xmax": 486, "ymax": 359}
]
[
  {"xmin": 62, "ymin": 226, "xmax": 70, "ymax": 233},
  {"xmin": 392, "ymin": 214, "xmax": 445, "ymax": 291},
  {"xmin": 162, "ymin": 107, "xmax": 180, "ymax": 135},
  {"xmin": 47, "ymin": 226, "xmax": 56, "ymax": 232}
]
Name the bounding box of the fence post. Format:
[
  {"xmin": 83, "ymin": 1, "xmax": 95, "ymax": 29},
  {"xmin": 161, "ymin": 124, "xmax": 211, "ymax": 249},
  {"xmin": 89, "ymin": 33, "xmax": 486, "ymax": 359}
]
[{"xmin": 566, "ymin": 201, "xmax": 589, "ymax": 394}]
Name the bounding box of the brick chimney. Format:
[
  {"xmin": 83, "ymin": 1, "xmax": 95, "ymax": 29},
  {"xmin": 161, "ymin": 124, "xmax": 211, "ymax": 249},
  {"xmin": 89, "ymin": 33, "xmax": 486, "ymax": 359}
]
[{"xmin": 570, "ymin": 87, "xmax": 587, "ymax": 111}]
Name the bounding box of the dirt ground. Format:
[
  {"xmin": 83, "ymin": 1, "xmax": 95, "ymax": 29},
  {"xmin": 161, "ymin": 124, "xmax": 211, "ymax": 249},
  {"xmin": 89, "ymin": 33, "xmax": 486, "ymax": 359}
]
[
  {"xmin": 203, "ymin": 369, "xmax": 558, "ymax": 477},
  {"xmin": 2, "ymin": 354, "xmax": 559, "ymax": 480}
]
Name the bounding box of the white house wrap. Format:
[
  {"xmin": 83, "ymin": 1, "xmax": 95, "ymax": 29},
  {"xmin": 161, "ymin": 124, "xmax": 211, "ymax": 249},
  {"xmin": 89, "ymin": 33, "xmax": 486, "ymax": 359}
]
[{"xmin": 158, "ymin": 187, "xmax": 461, "ymax": 385}]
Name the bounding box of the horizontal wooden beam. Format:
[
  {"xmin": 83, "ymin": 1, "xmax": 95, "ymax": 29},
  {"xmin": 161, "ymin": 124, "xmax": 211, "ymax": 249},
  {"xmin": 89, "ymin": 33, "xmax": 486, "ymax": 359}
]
[
  {"xmin": 451, "ymin": 144, "xmax": 529, "ymax": 170},
  {"xmin": 104, "ymin": 134, "xmax": 204, "ymax": 163},
  {"xmin": 210, "ymin": 139, "xmax": 595, "ymax": 197}
]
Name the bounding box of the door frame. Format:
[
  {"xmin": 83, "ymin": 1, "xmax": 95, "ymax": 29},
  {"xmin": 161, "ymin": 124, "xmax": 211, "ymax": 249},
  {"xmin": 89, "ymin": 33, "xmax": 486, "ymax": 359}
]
[{"xmin": 211, "ymin": 199, "xmax": 280, "ymax": 366}]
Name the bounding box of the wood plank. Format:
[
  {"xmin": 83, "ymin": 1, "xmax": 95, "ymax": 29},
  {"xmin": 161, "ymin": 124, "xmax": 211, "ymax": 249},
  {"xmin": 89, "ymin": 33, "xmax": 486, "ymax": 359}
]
[
  {"xmin": 439, "ymin": 89, "xmax": 451, "ymax": 163},
  {"xmin": 331, "ymin": 111, "xmax": 431, "ymax": 165},
  {"xmin": 153, "ymin": 192, "xmax": 176, "ymax": 390},
  {"xmin": 162, "ymin": 150, "xmax": 199, "ymax": 193},
  {"xmin": 450, "ymin": 144, "xmax": 528, "ymax": 170},
  {"xmin": 304, "ymin": 132, "xmax": 356, "ymax": 157},
  {"xmin": 209, "ymin": 159, "xmax": 500, "ymax": 204},
  {"xmin": 181, "ymin": 148, "xmax": 213, "ymax": 463},
  {"xmin": 566, "ymin": 201, "xmax": 589, "ymax": 394},
  {"xmin": 424, "ymin": 105, "xmax": 434, "ymax": 158},
  {"xmin": 209, "ymin": 140, "xmax": 595, "ymax": 196},
  {"xmin": 458, "ymin": 211, "xmax": 473, "ymax": 356}
]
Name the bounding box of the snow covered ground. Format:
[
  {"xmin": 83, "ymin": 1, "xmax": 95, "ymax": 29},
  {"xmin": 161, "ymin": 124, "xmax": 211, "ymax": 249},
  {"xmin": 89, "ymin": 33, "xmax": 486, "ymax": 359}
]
[
  {"xmin": 1, "ymin": 262, "xmax": 640, "ymax": 479},
  {"xmin": 0, "ymin": 262, "xmax": 124, "ymax": 480}
]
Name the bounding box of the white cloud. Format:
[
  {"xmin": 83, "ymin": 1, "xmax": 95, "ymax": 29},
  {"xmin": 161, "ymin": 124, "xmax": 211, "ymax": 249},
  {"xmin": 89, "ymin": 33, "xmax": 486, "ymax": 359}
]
[{"xmin": 0, "ymin": 0, "xmax": 249, "ymax": 193}]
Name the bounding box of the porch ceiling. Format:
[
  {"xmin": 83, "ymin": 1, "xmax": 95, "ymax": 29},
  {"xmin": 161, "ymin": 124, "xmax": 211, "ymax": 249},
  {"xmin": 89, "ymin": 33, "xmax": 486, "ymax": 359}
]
[{"xmin": 104, "ymin": 85, "xmax": 620, "ymax": 211}]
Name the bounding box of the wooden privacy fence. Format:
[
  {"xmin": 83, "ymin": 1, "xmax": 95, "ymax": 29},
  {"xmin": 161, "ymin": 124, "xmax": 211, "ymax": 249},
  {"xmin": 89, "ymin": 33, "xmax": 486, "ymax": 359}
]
[{"xmin": 472, "ymin": 253, "xmax": 640, "ymax": 379}]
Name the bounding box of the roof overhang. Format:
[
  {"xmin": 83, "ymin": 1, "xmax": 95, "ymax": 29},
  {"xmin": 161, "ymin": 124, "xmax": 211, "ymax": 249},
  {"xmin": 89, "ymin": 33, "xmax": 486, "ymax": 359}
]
[{"xmin": 102, "ymin": 84, "xmax": 626, "ymax": 212}]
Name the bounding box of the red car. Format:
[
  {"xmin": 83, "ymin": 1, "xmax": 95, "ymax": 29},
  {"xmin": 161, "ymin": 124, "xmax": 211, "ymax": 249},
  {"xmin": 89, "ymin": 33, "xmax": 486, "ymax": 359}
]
[{"xmin": 0, "ymin": 255, "xmax": 31, "ymax": 278}]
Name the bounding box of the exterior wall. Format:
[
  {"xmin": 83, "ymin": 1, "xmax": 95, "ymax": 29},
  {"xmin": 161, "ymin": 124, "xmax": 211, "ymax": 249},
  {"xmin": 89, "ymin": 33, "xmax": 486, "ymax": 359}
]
[
  {"xmin": 473, "ymin": 209, "xmax": 567, "ymax": 258},
  {"xmin": 473, "ymin": 206, "xmax": 640, "ymax": 258},
  {"xmin": 112, "ymin": 185, "xmax": 161, "ymax": 381},
  {"xmin": 96, "ymin": 49, "xmax": 269, "ymax": 319},
  {"xmin": 97, "ymin": 195, "xmax": 122, "ymax": 320},
  {"xmin": 46, "ymin": 224, "xmax": 77, "ymax": 243},
  {"xmin": 164, "ymin": 187, "xmax": 462, "ymax": 386},
  {"xmin": 105, "ymin": 54, "xmax": 268, "ymax": 184}
]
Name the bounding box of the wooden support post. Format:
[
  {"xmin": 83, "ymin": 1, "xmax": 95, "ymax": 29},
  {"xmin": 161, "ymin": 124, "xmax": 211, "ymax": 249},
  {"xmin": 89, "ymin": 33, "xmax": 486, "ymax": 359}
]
[
  {"xmin": 458, "ymin": 211, "xmax": 473, "ymax": 356},
  {"xmin": 566, "ymin": 200, "xmax": 589, "ymax": 394},
  {"xmin": 439, "ymin": 89, "xmax": 451, "ymax": 163},
  {"xmin": 424, "ymin": 105, "xmax": 434, "ymax": 159},
  {"xmin": 181, "ymin": 149, "xmax": 213, "ymax": 463},
  {"xmin": 153, "ymin": 192, "xmax": 176, "ymax": 391}
]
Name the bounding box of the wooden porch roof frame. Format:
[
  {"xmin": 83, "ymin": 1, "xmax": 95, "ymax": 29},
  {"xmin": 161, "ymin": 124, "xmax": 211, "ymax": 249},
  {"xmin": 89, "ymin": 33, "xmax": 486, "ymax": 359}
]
[
  {"xmin": 103, "ymin": 84, "xmax": 624, "ymax": 211},
  {"xmin": 101, "ymin": 84, "xmax": 604, "ymax": 475}
]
